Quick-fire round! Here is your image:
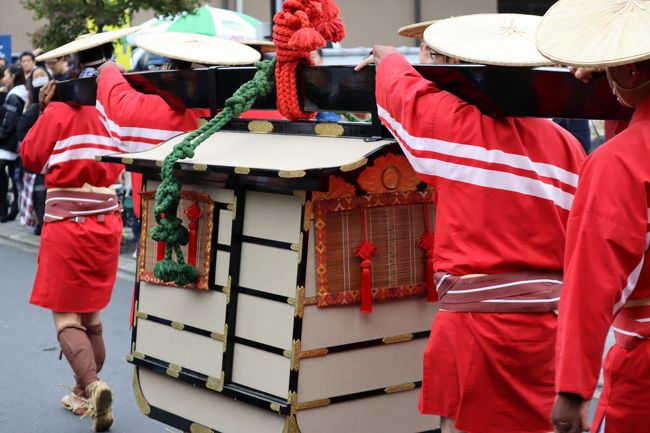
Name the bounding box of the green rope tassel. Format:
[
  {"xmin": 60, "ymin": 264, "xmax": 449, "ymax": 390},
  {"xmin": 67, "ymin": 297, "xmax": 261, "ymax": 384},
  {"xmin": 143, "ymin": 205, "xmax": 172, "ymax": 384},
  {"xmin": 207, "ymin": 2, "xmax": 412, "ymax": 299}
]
[
  {"xmin": 152, "ymin": 59, "xmax": 277, "ymax": 285},
  {"xmin": 341, "ymin": 112, "xmax": 371, "ymax": 122}
]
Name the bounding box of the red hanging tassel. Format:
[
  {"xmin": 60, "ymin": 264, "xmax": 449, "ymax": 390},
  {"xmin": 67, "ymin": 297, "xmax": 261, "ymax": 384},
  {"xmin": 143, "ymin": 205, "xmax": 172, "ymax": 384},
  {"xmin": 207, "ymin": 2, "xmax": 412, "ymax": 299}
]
[
  {"xmin": 184, "ymin": 202, "xmax": 203, "ymax": 266},
  {"xmin": 156, "ymin": 241, "xmax": 166, "ymax": 261},
  {"xmin": 354, "ymin": 208, "xmax": 377, "ymax": 313},
  {"xmin": 157, "ymin": 212, "xmax": 166, "ymax": 261},
  {"xmin": 419, "ymin": 204, "xmax": 438, "ymax": 302}
]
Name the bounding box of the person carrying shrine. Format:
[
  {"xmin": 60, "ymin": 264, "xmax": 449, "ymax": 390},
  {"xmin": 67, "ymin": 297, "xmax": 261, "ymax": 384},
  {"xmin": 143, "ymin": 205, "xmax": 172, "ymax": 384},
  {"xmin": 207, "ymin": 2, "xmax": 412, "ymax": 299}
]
[
  {"xmin": 357, "ymin": 14, "xmax": 586, "ymax": 433},
  {"xmin": 536, "ymin": 1, "xmax": 650, "ymax": 432},
  {"xmin": 20, "ymin": 27, "xmax": 141, "ymax": 432},
  {"xmin": 397, "ymin": 20, "xmax": 460, "ymax": 65},
  {"xmin": 94, "ymin": 32, "xmax": 262, "ymax": 219}
]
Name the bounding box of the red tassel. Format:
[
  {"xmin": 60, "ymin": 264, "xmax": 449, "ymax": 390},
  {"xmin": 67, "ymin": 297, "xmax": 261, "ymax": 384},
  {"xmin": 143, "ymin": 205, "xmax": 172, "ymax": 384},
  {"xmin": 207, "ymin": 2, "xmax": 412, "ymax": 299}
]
[
  {"xmin": 185, "ymin": 203, "xmax": 203, "ymax": 267},
  {"xmin": 188, "ymin": 229, "xmax": 197, "ymax": 266},
  {"xmin": 157, "ymin": 212, "xmax": 166, "ymax": 261},
  {"xmin": 354, "ymin": 208, "xmax": 377, "ymax": 314},
  {"xmin": 156, "ymin": 241, "xmax": 165, "ymax": 261},
  {"xmin": 360, "ymin": 260, "xmax": 373, "ymax": 313},
  {"xmin": 354, "ymin": 240, "xmax": 377, "ymax": 313}
]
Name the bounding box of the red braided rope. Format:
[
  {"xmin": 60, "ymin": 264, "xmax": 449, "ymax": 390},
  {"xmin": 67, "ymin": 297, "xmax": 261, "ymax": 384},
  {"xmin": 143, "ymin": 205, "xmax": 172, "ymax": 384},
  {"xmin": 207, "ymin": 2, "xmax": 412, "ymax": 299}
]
[{"xmin": 272, "ymin": 0, "xmax": 346, "ymax": 120}]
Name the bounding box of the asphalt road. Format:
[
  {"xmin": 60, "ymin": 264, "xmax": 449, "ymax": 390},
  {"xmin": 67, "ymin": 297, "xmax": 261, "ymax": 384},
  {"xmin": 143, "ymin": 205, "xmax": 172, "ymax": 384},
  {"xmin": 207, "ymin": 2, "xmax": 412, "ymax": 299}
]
[
  {"xmin": 0, "ymin": 238, "xmax": 180, "ymax": 433},
  {"xmin": 0, "ymin": 235, "xmax": 608, "ymax": 433}
]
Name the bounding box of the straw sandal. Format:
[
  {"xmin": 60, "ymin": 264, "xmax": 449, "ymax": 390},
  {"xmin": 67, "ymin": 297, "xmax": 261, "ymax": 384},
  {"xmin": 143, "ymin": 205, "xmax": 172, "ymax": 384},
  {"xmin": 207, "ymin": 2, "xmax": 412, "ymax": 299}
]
[
  {"xmin": 61, "ymin": 392, "xmax": 89, "ymax": 416},
  {"xmin": 83, "ymin": 380, "xmax": 113, "ymax": 432}
]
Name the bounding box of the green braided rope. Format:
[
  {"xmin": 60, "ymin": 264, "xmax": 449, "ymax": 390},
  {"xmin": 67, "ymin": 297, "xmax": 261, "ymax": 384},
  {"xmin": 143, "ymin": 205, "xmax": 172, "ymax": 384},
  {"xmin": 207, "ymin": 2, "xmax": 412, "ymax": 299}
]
[
  {"xmin": 152, "ymin": 59, "xmax": 277, "ymax": 286},
  {"xmin": 341, "ymin": 112, "xmax": 371, "ymax": 123}
]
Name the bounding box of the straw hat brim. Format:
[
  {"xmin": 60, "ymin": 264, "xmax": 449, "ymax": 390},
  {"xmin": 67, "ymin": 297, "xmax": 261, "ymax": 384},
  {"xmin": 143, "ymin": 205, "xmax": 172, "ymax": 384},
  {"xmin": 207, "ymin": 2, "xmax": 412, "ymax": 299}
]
[
  {"xmin": 423, "ymin": 13, "xmax": 552, "ymax": 66},
  {"xmin": 537, "ymin": 0, "xmax": 650, "ymax": 68},
  {"xmin": 240, "ymin": 39, "xmax": 276, "ymax": 54},
  {"xmin": 398, "ymin": 21, "xmax": 436, "ymax": 39},
  {"xmin": 135, "ymin": 32, "xmax": 261, "ymax": 65},
  {"xmin": 36, "ymin": 27, "xmax": 140, "ymax": 62}
]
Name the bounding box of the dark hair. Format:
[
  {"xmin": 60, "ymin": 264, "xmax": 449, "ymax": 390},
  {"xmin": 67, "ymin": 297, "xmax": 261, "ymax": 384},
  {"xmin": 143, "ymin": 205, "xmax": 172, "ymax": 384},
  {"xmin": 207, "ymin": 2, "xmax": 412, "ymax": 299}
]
[
  {"xmin": 19, "ymin": 51, "xmax": 35, "ymax": 62},
  {"xmin": 6, "ymin": 64, "xmax": 26, "ymax": 87},
  {"xmin": 78, "ymin": 42, "xmax": 114, "ymax": 66},
  {"xmin": 168, "ymin": 58, "xmax": 193, "ymax": 70}
]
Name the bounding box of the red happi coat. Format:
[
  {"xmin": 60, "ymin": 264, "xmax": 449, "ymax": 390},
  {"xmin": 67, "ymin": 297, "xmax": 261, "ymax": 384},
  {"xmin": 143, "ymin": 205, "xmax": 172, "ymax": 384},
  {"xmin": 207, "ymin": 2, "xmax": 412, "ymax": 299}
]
[
  {"xmin": 96, "ymin": 66, "xmax": 208, "ymax": 217},
  {"xmin": 376, "ymin": 52, "xmax": 586, "ymax": 433},
  {"xmin": 20, "ymin": 103, "xmax": 124, "ymax": 312},
  {"xmin": 557, "ymin": 96, "xmax": 650, "ymax": 433}
]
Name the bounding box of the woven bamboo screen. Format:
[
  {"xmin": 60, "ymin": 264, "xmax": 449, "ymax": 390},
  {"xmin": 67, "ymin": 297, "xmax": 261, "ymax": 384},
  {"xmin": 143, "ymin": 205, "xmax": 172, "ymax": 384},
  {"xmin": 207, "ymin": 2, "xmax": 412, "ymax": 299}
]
[
  {"xmin": 139, "ymin": 190, "xmax": 215, "ymax": 290},
  {"xmin": 314, "ymin": 191, "xmax": 435, "ymax": 307}
]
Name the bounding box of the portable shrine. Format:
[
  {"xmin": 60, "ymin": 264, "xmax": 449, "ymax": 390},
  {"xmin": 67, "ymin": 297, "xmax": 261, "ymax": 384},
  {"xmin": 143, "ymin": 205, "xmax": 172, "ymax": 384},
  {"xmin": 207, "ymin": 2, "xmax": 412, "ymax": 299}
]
[
  {"xmin": 87, "ymin": 58, "xmax": 629, "ymax": 433},
  {"xmin": 100, "ymin": 117, "xmax": 441, "ymax": 433}
]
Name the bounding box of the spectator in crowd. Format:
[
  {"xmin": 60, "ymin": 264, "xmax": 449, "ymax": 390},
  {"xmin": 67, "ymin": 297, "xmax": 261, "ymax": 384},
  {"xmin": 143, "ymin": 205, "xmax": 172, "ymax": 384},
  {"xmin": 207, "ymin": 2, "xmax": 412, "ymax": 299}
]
[
  {"xmin": 19, "ymin": 51, "xmax": 36, "ymax": 78},
  {"xmin": 17, "ymin": 66, "xmax": 50, "ymax": 234},
  {"xmin": 0, "ymin": 64, "xmax": 28, "ymax": 222},
  {"xmin": 0, "ymin": 61, "xmax": 6, "ymax": 106}
]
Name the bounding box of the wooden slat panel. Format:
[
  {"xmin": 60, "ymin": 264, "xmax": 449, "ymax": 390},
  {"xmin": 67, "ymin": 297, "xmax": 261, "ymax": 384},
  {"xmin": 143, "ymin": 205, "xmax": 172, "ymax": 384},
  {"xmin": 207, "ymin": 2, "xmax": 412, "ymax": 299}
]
[
  {"xmin": 243, "ymin": 191, "xmax": 303, "ymax": 244},
  {"xmin": 239, "ymin": 243, "xmax": 298, "ymax": 297},
  {"xmin": 301, "ymin": 297, "xmax": 436, "ymax": 350},
  {"xmin": 296, "ymin": 388, "xmax": 437, "ymax": 433},
  {"xmin": 136, "ymin": 320, "xmax": 223, "ymax": 378},
  {"xmin": 232, "ymin": 344, "xmax": 291, "ymax": 398},
  {"xmin": 138, "ymin": 368, "xmax": 285, "ymax": 433},
  {"xmin": 298, "ymin": 339, "xmax": 427, "ymax": 401},
  {"xmin": 139, "ymin": 282, "xmax": 227, "ymax": 334},
  {"xmin": 218, "ymin": 209, "xmax": 233, "ymax": 245},
  {"xmin": 235, "ymin": 294, "xmax": 295, "ymax": 350},
  {"xmin": 215, "ymin": 250, "xmax": 231, "ymax": 287}
]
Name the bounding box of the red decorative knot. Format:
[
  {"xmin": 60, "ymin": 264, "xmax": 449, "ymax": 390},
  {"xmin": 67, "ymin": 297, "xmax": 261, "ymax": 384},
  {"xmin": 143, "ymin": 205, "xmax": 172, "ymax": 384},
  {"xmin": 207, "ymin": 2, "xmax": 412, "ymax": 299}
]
[
  {"xmin": 272, "ymin": 0, "xmax": 346, "ymax": 120},
  {"xmin": 354, "ymin": 240, "xmax": 378, "ymax": 262},
  {"xmin": 184, "ymin": 202, "xmax": 202, "ymax": 225}
]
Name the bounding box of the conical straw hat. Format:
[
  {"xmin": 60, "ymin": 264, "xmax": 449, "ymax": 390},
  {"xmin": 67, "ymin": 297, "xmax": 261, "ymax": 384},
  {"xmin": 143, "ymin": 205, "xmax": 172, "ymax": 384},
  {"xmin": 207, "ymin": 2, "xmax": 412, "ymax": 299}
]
[
  {"xmin": 398, "ymin": 21, "xmax": 436, "ymax": 39},
  {"xmin": 135, "ymin": 32, "xmax": 261, "ymax": 66},
  {"xmin": 423, "ymin": 13, "xmax": 551, "ymax": 66},
  {"xmin": 240, "ymin": 39, "xmax": 276, "ymax": 54},
  {"xmin": 36, "ymin": 27, "xmax": 140, "ymax": 62},
  {"xmin": 537, "ymin": 0, "xmax": 650, "ymax": 68}
]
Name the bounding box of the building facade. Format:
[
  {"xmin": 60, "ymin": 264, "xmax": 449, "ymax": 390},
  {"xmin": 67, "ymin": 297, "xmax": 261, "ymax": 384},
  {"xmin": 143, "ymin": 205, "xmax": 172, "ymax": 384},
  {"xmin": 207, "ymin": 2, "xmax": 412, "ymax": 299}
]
[{"xmin": 2, "ymin": 0, "xmax": 555, "ymax": 55}]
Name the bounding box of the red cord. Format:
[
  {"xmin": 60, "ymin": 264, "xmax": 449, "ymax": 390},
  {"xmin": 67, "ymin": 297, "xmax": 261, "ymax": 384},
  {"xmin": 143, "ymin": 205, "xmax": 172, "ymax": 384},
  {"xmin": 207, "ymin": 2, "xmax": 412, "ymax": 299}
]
[{"xmin": 272, "ymin": 0, "xmax": 346, "ymax": 120}]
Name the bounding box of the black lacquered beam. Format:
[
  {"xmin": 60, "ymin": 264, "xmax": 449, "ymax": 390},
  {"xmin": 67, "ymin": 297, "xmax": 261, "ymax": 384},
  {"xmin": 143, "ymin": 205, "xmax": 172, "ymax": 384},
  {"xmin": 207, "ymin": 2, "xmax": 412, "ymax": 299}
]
[
  {"xmin": 53, "ymin": 64, "xmax": 631, "ymax": 120},
  {"xmin": 54, "ymin": 68, "xmax": 216, "ymax": 109},
  {"xmin": 301, "ymin": 64, "xmax": 632, "ymax": 120}
]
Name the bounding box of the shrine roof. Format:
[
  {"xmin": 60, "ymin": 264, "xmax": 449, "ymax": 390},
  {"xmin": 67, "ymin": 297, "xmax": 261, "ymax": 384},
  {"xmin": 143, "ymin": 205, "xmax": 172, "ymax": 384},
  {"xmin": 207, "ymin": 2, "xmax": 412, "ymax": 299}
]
[{"xmin": 99, "ymin": 130, "xmax": 395, "ymax": 178}]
